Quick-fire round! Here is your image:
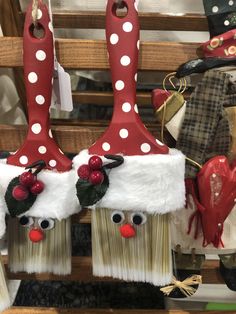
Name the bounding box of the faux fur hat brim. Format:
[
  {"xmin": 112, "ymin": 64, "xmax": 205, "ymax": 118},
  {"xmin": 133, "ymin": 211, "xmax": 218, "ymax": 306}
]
[
  {"xmin": 73, "ymin": 149, "xmax": 186, "ymax": 214},
  {"xmin": 0, "ymin": 160, "xmax": 80, "ymax": 220}
]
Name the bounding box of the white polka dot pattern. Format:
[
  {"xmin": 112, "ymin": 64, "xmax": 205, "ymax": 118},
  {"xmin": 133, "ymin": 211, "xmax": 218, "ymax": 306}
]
[
  {"xmin": 224, "ymin": 20, "xmax": 230, "ymax": 26},
  {"xmin": 38, "ymin": 146, "xmax": 47, "ymax": 154},
  {"xmin": 141, "ymin": 143, "xmax": 151, "ymax": 153},
  {"xmin": 123, "ymin": 22, "xmax": 133, "ymax": 32},
  {"xmin": 120, "ymin": 56, "xmax": 131, "ymax": 66},
  {"xmin": 156, "ymin": 139, "xmax": 165, "ymax": 146},
  {"xmin": 19, "ymin": 155, "xmax": 28, "ymax": 165},
  {"xmin": 212, "ymin": 6, "xmax": 218, "ymax": 13},
  {"xmin": 87, "ymin": 0, "xmax": 169, "ymax": 156},
  {"xmin": 115, "ymin": 80, "xmax": 125, "ymax": 91},
  {"xmin": 229, "ymin": 0, "xmax": 234, "ymax": 5},
  {"xmin": 137, "ymin": 40, "xmax": 140, "ymax": 50},
  {"xmin": 28, "ymin": 72, "xmax": 38, "ymax": 83},
  {"xmin": 48, "ymin": 22, "xmax": 53, "ymax": 32},
  {"xmin": 110, "ymin": 33, "xmax": 119, "ymax": 45},
  {"xmin": 35, "ymin": 95, "xmax": 45, "ymax": 105},
  {"xmin": 49, "ymin": 160, "xmax": 57, "ymax": 167},
  {"xmin": 122, "ymin": 102, "xmax": 131, "ymax": 112},
  {"xmin": 36, "ymin": 50, "xmax": 46, "ymax": 61},
  {"xmin": 37, "ymin": 9, "xmax": 42, "ymax": 20},
  {"xmin": 31, "ymin": 123, "xmax": 42, "ymax": 134},
  {"xmin": 102, "ymin": 142, "xmax": 111, "ymax": 151},
  {"xmin": 119, "ymin": 129, "xmax": 129, "ymax": 139}
]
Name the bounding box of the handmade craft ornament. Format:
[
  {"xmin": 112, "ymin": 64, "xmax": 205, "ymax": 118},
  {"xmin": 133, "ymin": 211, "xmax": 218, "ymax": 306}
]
[
  {"xmin": 74, "ymin": 0, "xmax": 185, "ymax": 286},
  {"xmin": 171, "ymin": 69, "xmax": 236, "ymax": 255},
  {"xmin": 176, "ymin": 0, "xmax": 236, "ymax": 77},
  {"xmin": 152, "ymin": 74, "xmax": 187, "ymax": 141},
  {"xmin": 0, "ymin": 0, "xmax": 79, "ymax": 275}
]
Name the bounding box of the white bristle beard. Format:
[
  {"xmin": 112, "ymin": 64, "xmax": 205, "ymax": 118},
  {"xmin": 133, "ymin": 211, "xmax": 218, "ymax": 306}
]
[
  {"xmin": 8, "ymin": 217, "xmax": 71, "ymax": 275},
  {"xmin": 92, "ymin": 208, "xmax": 172, "ymax": 286}
]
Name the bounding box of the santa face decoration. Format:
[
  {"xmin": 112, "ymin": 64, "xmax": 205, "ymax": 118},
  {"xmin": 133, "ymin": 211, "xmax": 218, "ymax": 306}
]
[
  {"xmin": 8, "ymin": 216, "xmax": 71, "ymax": 275},
  {"xmin": 73, "ymin": 0, "xmax": 185, "ymax": 287},
  {"xmin": 0, "ymin": 0, "xmax": 79, "ymax": 276},
  {"xmin": 92, "ymin": 208, "xmax": 172, "ymax": 286}
]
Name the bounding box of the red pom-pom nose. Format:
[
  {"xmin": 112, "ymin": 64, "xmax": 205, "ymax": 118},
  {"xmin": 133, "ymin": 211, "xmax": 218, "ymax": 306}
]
[
  {"xmin": 29, "ymin": 228, "xmax": 44, "ymax": 243},
  {"xmin": 119, "ymin": 224, "xmax": 136, "ymax": 238}
]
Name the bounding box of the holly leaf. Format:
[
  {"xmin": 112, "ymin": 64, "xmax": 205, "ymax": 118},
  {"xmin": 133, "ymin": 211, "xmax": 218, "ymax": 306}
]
[
  {"xmin": 76, "ymin": 171, "xmax": 109, "ymax": 207},
  {"xmin": 5, "ymin": 177, "xmax": 37, "ymax": 217}
]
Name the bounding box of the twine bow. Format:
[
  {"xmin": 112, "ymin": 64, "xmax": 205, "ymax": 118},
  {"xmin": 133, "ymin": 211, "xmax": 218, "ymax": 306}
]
[
  {"xmin": 32, "ymin": 0, "xmax": 39, "ymax": 25},
  {"xmin": 160, "ymin": 275, "xmax": 202, "ymax": 297}
]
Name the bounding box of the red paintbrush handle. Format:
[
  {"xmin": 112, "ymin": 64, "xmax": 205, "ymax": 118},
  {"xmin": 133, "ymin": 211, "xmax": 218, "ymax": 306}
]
[
  {"xmin": 89, "ymin": 0, "xmax": 168, "ymax": 156},
  {"xmin": 7, "ymin": 0, "xmax": 71, "ymax": 171},
  {"xmin": 106, "ymin": 0, "xmax": 139, "ymax": 115},
  {"xmin": 24, "ymin": 0, "xmax": 53, "ymax": 135}
]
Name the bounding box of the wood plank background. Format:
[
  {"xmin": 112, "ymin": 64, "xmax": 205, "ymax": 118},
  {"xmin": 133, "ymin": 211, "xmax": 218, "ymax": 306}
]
[
  {"xmin": 0, "ymin": 37, "xmax": 202, "ymax": 71},
  {"xmin": 19, "ymin": 11, "xmax": 208, "ymax": 32}
]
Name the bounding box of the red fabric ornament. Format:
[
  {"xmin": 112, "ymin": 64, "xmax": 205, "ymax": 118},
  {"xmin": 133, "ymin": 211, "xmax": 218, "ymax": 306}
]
[
  {"xmin": 29, "ymin": 228, "xmax": 44, "ymax": 243},
  {"xmin": 89, "ymin": 171, "xmax": 104, "ymax": 185},
  {"xmin": 119, "ymin": 224, "xmax": 136, "ymax": 238},
  {"xmin": 188, "ymin": 156, "xmax": 236, "ymax": 248},
  {"xmin": 30, "ymin": 180, "xmax": 45, "ymax": 195},
  {"xmin": 12, "ymin": 185, "xmax": 29, "ymax": 201},
  {"xmin": 202, "ymin": 29, "xmax": 236, "ymax": 59}
]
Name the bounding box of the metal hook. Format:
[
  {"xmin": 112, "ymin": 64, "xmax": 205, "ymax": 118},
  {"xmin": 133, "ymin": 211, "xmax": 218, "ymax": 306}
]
[{"xmin": 163, "ymin": 72, "xmax": 188, "ymax": 94}]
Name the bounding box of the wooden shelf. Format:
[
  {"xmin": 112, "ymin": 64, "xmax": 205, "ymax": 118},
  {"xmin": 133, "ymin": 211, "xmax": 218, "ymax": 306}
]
[{"xmin": 2, "ymin": 254, "xmax": 223, "ymax": 285}]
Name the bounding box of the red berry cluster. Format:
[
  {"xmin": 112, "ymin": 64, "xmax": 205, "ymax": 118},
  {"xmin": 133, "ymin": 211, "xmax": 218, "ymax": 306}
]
[
  {"xmin": 77, "ymin": 155, "xmax": 104, "ymax": 185},
  {"xmin": 12, "ymin": 171, "xmax": 45, "ymax": 201}
]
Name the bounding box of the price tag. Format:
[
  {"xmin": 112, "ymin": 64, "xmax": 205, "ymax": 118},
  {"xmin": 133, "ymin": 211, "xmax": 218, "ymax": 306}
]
[
  {"xmin": 48, "ymin": 0, "xmax": 73, "ymax": 112},
  {"xmin": 51, "ymin": 62, "xmax": 73, "ymax": 112}
]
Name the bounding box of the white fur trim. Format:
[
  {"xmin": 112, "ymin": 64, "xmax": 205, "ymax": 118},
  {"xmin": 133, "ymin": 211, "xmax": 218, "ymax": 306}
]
[
  {"xmin": 73, "ymin": 149, "xmax": 185, "ymax": 214},
  {"xmin": 0, "ymin": 160, "xmax": 80, "ymax": 220},
  {"xmin": 0, "ymin": 186, "xmax": 7, "ymax": 239},
  {"xmin": 171, "ymin": 196, "xmax": 236, "ymax": 254}
]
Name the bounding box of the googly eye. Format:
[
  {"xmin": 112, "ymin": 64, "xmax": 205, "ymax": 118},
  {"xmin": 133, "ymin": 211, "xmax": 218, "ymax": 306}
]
[
  {"xmin": 111, "ymin": 211, "xmax": 125, "ymax": 224},
  {"xmin": 38, "ymin": 218, "xmax": 55, "ymax": 230},
  {"xmin": 131, "ymin": 212, "xmax": 147, "ymax": 226},
  {"xmin": 19, "ymin": 216, "xmax": 34, "ymax": 227}
]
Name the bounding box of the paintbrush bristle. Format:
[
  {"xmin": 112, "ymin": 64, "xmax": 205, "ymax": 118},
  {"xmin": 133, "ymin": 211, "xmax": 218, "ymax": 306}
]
[
  {"xmin": 8, "ymin": 217, "xmax": 71, "ymax": 275},
  {"xmin": 92, "ymin": 208, "xmax": 172, "ymax": 286},
  {"xmin": 0, "ymin": 254, "xmax": 11, "ymax": 311}
]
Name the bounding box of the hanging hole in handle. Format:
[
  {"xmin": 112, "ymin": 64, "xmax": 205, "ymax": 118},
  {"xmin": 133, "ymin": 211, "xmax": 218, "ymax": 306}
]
[
  {"xmin": 29, "ymin": 23, "xmax": 45, "ymax": 39},
  {"xmin": 112, "ymin": 1, "xmax": 128, "ymax": 18}
]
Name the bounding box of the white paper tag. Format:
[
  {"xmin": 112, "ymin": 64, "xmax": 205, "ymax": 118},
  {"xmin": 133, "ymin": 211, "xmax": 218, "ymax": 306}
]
[
  {"xmin": 51, "ymin": 62, "xmax": 73, "ymax": 112},
  {"xmin": 48, "ymin": 0, "xmax": 73, "ymax": 112}
]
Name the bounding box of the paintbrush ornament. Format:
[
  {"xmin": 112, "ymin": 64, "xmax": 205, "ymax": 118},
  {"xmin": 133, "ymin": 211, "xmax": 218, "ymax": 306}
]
[
  {"xmin": 74, "ymin": 0, "xmax": 185, "ymax": 286},
  {"xmin": 0, "ymin": 0, "xmax": 79, "ymax": 275}
]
